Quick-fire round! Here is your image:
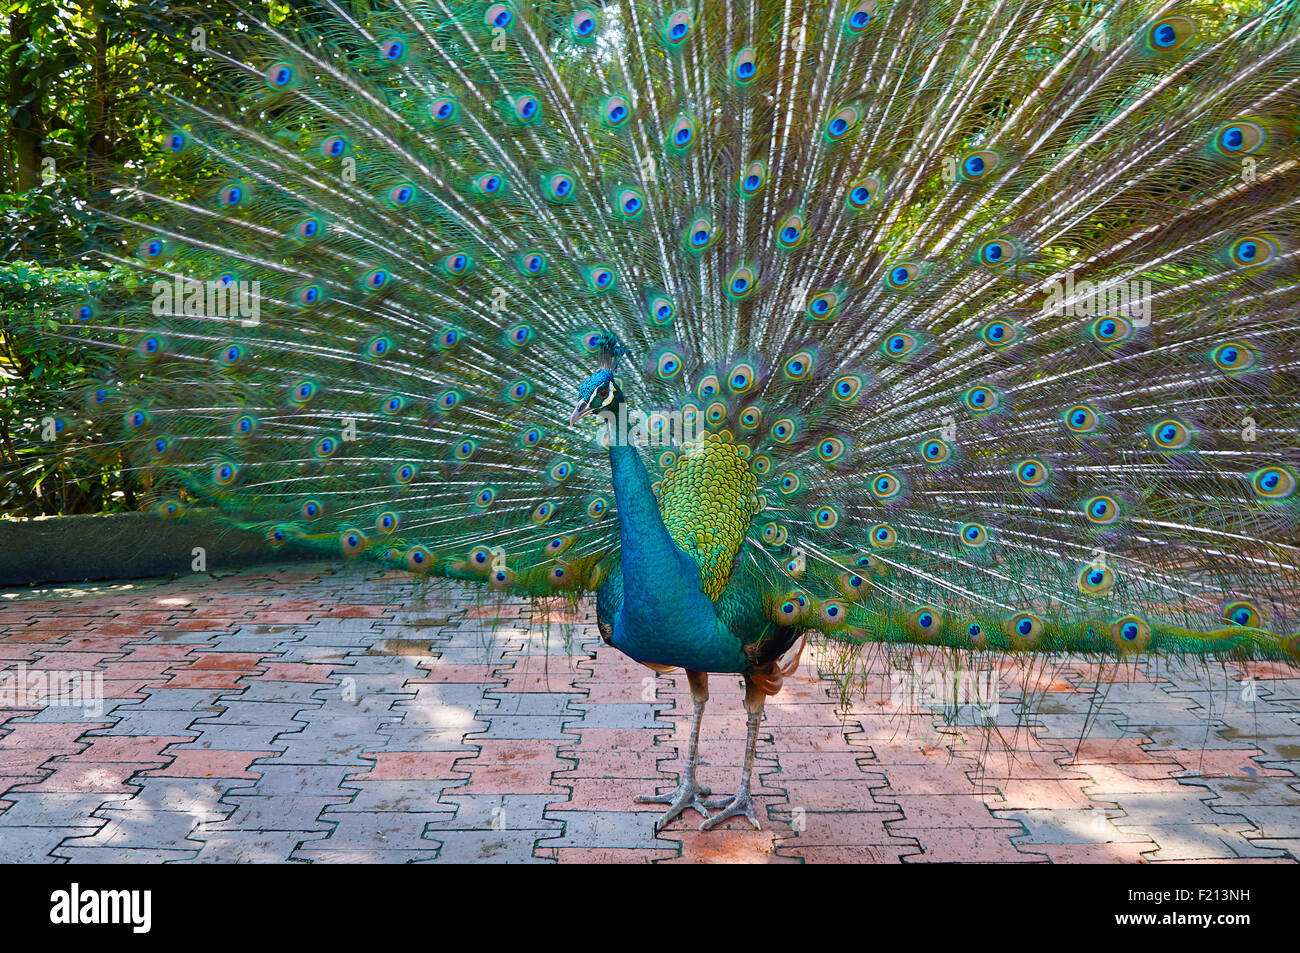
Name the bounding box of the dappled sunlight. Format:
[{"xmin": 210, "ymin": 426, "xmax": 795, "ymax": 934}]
[{"xmin": 2, "ymin": 581, "xmax": 141, "ymax": 601}]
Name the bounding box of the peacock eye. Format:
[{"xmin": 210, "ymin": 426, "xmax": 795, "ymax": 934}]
[{"xmin": 597, "ymin": 385, "xmax": 610, "ymax": 399}]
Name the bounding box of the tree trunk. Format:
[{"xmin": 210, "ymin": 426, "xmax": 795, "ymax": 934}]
[
  {"xmin": 5, "ymin": 9, "xmax": 43, "ymax": 192},
  {"xmin": 85, "ymin": 0, "xmax": 111, "ymax": 189}
]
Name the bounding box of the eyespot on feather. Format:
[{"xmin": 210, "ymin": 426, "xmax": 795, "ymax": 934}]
[
  {"xmin": 1006, "ymin": 611, "xmax": 1044, "ymax": 649},
  {"xmin": 958, "ymin": 149, "xmax": 1001, "ymax": 181},
  {"xmin": 1109, "ymin": 616, "xmax": 1152, "ymax": 653},
  {"xmin": 906, "ymin": 607, "xmax": 944, "ymax": 642},
  {"xmin": 1145, "ymin": 15, "xmax": 1197, "ymax": 54}
]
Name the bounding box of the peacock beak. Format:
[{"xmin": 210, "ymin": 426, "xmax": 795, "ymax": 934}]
[{"xmin": 569, "ymin": 399, "xmax": 593, "ymax": 425}]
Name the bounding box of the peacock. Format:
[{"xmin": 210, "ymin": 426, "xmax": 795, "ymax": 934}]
[{"xmin": 35, "ymin": 0, "xmax": 1300, "ymax": 833}]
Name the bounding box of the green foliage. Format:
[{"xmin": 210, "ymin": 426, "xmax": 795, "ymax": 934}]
[
  {"xmin": 0, "ymin": 0, "xmax": 236, "ymax": 514},
  {"xmin": 0, "ymin": 260, "xmax": 138, "ymax": 515}
]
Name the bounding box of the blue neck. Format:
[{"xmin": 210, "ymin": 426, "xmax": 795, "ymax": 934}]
[
  {"xmin": 605, "ymin": 440, "xmax": 747, "ymax": 672},
  {"xmin": 608, "ymin": 441, "xmax": 692, "ymax": 605}
]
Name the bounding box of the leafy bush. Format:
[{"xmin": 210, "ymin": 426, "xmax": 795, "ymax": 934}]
[{"xmin": 0, "ymin": 261, "xmax": 138, "ymax": 515}]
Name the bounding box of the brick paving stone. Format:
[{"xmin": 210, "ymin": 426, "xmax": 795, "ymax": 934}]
[
  {"xmin": 449, "ymin": 761, "xmax": 568, "ymax": 795},
  {"xmin": 0, "ymin": 792, "xmax": 130, "ymax": 827},
  {"xmin": 329, "ymin": 780, "xmax": 458, "ymax": 814},
  {"xmin": 423, "ymin": 829, "xmax": 551, "ymax": 863},
  {"xmin": 543, "ymin": 846, "xmax": 677, "ymax": 863},
  {"xmin": 89, "ymin": 708, "xmax": 202, "ymax": 737},
  {"xmin": 469, "ymin": 714, "xmax": 579, "ymax": 741},
  {"xmin": 292, "ymin": 811, "xmax": 445, "ymax": 854},
  {"xmin": 1131, "ymin": 824, "xmax": 1288, "ymax": 861},
  {"xmin": 0, "ymin": 825, "xmax": 92, "ymax": 862},
  {"xmin": 354, "ymin": 751, "xmax": 466, "ymax": 780},
  {"xmin": 293, "ymin": 847, "xmax": 439, "ymax": 863},
  {"xmin": 10, "ymin": 761, "xmax": 160, "ymax": 794},
  {"xmin": 211, "ymin": 795, "xmax": 347, "ymax": 832},
  {"xmin": 900, "ymin": 829, "xmax": 1049, "ymax": 863},
  {"xmin": 189, "ymin": 829, "xmax": 330, "ymax": 862},
  {"xmin": 661, "ymin": 829, "xmax": 795, "ymax": 863},
  {"xmin": 430, "ymin": 793, "xmax": 561, "ymax": 830},
  {"xmin": 192, "ymin": 700, "xmax": 311, "ymax": 726},
  {"xmin": 146, "ymin": 750, "xmax": 270, "ymax": 779},
  {"xmin": 56, "ymin": 808, "xmax": 213, "ymax": 852},
  {"xmin": 1036, "ymin": 842, "xmax": 1158, "ymax": 863},
  {"xmin": 998, "ymin": 807, "xmax": 1156, "ymax": 845},
  {"xmin": 548, "ymin": 777, "xmax": 663, "ymax": 813},
  {"xmin": 541, "ymin": 809, "xmax": 666, "ymax": 850},
  {"xmin": 53, "ymin": 846, "xmax": 199, "ymax": 864},
  {"xmin": 119, "ymin": 688, "xmax": 226, "ymax": 711},
  {"xmin": 226, "ymin": 763, "xmax": 359, "ymax": 796}
]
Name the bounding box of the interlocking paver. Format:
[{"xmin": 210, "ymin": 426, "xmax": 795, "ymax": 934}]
[
  {"xmin": 0, "ymin": 825, "xmax": 92, "ymax": 862},
  {"xmin": 1, "ymin": 563, "xmax": 1296, "ymax": 862},
  {"xmin": 328, "ymin": 780, "xmax": 458, "ymax": 813},
  {"xmin": 0, "ymin": 792, "xmax": 129, "ymax": 826},
  {"xmin": 192, "ymin": 829, "xmax": 330, "ymax": 862}
]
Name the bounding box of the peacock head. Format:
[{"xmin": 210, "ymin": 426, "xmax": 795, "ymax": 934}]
[
  {"xmin": 569, "ymin": 333, "xmax": 627, "ymax": 427},
  {"xmin": 570, "ymin": 368, "xmax": 624, "ymax": 425}
]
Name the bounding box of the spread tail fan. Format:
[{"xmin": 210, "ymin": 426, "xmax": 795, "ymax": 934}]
[{"xmin": 32, "ymin": 0, "xmax": 1300, "ymax": 665}]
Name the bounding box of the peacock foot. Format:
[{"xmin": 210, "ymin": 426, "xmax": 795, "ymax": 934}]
[
  {"xmin": 700, "ymin": 792, "xmax": 761, "ymax": 831},
  {"xmin": 635, "ymin": 777, "xmax": 713, "ymax": 831}
]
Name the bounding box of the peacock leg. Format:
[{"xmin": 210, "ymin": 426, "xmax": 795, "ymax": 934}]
[
  {"xmin": 700, "ymin": 675, "xmax": 764, "ymax": 831},
  {"xmin": 635, "ymin": 669, "xmax": 712, "ymax": 830}
]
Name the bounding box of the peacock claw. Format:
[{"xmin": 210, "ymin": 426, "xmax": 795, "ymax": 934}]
[
  {"xmin": 636, "ymin": 779, "xmax": 713, "ymax": 830},
  {"xmin": 700, "ymin": 792, "xmax": 761, "ymax": 831}
]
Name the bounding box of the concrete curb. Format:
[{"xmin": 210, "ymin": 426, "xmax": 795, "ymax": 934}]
[{"xmin": 0, "ymin": 511, "xmax": 314, "ymax": 586}]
